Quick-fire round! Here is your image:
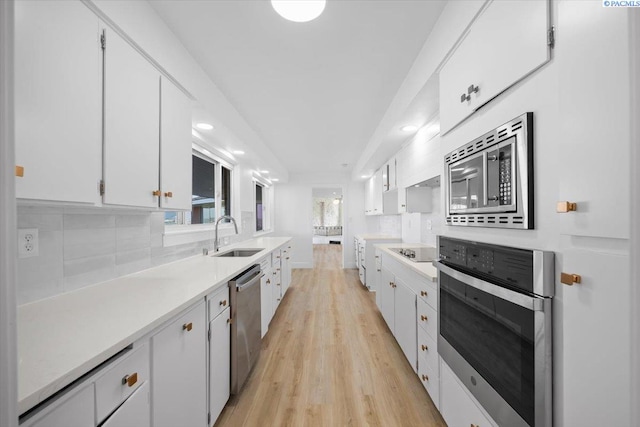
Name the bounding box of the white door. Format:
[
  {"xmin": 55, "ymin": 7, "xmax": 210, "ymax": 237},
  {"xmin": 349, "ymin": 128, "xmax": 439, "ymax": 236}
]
[
  {"xmin": 103, "ymin": 27, "xmax": 160, "ymax": 208},
  {"xmin": 152, "ymin": 302, "xmax": 207, "ymax": 427},
  {"xmin": 102, "ymin": 382, "xmax": 150, "ymax": 427},
  {"xmin": 14, "ymin": 0, "xmax": 102, "ymax": 204},
  {"xmin": 209, "ymin": 307, "xmax": 231, "ymax": 425},
  {"xmin": 379, "ymin": 268, "xmax": 395, "ymax": 333},
  {"xmin": 260, "ymin": 268, "xmax": 273, "ymax": 337},
  {"xmin": 394, "ymin": 279, "xmax": 417, "ymax": 372},
  {"xmin": 160, "ymin": 77, "xmax": 192, "ymax": 210}
]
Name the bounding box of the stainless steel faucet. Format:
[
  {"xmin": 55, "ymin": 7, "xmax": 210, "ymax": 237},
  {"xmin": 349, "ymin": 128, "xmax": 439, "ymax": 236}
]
[{"xmin": 214, "ymin": 215, "xmax": 238, "ymax": 252}]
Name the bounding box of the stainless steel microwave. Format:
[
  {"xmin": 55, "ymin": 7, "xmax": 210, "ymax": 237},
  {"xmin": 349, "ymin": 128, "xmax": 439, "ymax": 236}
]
[{"xmin": 444, "ymin": 112, "xmax": 534, "ymax": 229}]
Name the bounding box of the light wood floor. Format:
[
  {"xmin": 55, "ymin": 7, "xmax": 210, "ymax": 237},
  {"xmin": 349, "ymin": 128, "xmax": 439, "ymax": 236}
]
[{"xmin": 216, "ymin": 244, "xmax": 446, "ymax": 426}]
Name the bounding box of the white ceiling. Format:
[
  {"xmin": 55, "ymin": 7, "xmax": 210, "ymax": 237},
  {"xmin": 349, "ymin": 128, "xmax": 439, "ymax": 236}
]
[{"xmin": 149, "ymin": 0, "xmax": 446, "ymax": 178}]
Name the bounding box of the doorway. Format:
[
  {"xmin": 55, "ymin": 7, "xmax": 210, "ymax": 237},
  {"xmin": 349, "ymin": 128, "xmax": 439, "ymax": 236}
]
[{"xmin": 311, "ymin": 187, "xmax": 343, "ymax": 262}]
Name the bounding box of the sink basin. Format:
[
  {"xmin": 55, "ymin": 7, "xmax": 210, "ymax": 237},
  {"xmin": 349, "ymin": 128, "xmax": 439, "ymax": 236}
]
[{"xmin": 212, "ymin": 248, "xmax": 264, "ymax": 258}]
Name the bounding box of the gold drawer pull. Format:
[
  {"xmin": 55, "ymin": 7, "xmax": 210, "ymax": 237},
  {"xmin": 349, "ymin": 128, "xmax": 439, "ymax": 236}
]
[
  {"xmin": 420, "ymin": 290, "xmax": 428, "ymax": 297},
  {"xmin": 164, "ymin": 191, "xmax": 173, "ymax": 198},
  {"xmin": 219, "ymin": 299, "xmax": 227, "ymax": 307},
  {"xmin": 421, "ymin": 374, "xmax": 429, "ymax": 382},
  {"xmin": 15, "ymin": 166, "xmax": 24, "ymax": 177},
  {"xmin": 122, "ymin": 372, "xmax": 138, "ymax": 387},
  {"xmin": 421, "ymin": 344, "xmax": 428, "ymax": 351},
  {"xmin": 152, "ymin": 190, "xmax": 161, "ymax": 197},
  {"xmin": 266, "ymin": 279, "xmax": 271, "ymax": 284},
  {"xmin": 561, "ymin": 272, "xmax": 582, "ymax": 286},
  {"xmin": 420, "ymin": 315, "xmax": 428, "ymax": 322},
  {"xmin": 183, "ymin": 322, "xmax": 193, "ymax": 331},
  {"xmin": 286, "ymin": 257, "xmax": 290, "ymax": 260},
  {"xmin": 557, "ymin": 201, "xmax": 577, "ymax": 213},
  {"xmin": 227, "ymin": 318, "xmax": 232, "ymax": 324}
]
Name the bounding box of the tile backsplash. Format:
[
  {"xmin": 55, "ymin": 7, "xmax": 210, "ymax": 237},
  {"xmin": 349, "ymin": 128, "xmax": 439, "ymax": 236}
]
[{"xmin": 17, "ymin": 207, "xmax": 256, "ymax": 305}]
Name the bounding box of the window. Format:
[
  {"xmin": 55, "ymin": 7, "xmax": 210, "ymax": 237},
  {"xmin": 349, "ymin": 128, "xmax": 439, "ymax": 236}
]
[
  {"xmin": 165, "ymin": 150, "xmax": 232, "ymax": 226},
  {"xmin": 255, "ymin": 183, "xmax": 263, "ymax": 232}
]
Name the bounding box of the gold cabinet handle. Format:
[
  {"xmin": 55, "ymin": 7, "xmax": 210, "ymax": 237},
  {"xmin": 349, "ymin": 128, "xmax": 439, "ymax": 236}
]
[
  {"xmin": 164, "ymin": 191, "xmax": 173, "ymax": 198},
  {"xmin": 15, "ymin": 166, "xmax": 24, "ymax": 177},
  {"xmin": 266, "ymin": 279, "xmax": 271, "ymax": 284},
  {"xmin": 286, "ymin": 257, "xmax": 290, "ymax": 260},
  {"xmin": 557, "ymin": 201, "xmax": 577, "ymax": 213},
  {"xmin": 561, "ymin": 272, "xmax": 582, "ymax": 286},
  {"xmin": 421, "ymin": 344, "xmax": 428, "ymax": 351},
  {"xmin": 420, "ymin": 315, "xmax": 428, "ymax": 322},
  {"xmin": 152, "ymin": 190, "xmax": 161, "ymax": 197},
  {"xmin": 227, "ymin": 318, "xmax": 232, "ymax": 324},
  {"xmin": 421, "ymin": 374, "xmax": 429, "ymax": 382},
  {"xmin": 183, "ymin": 322, "xmax": 193, "ymax": 331},
  {"xmin": 219, "ymin": 299, "xmax": 227, "ymax": 307},
  {"xmin": 420, "ymin": 290, "xmax": 428, "ymax": 297},
  {"xmin": 122, "ymin": 372, "xmax": 138, "ymax": 387}
]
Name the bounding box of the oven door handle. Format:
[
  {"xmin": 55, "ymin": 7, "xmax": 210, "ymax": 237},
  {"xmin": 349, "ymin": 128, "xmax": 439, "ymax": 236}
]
[{"xmin": 433, "ymin": 260, "xmax": 544, "ymax": 311}]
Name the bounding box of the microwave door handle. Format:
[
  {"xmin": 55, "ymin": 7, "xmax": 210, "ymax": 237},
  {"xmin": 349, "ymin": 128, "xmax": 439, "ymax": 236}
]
[
  {"xmin": 433, "ymin": 260, "xmax": 544, "ymax": 311},
  {"xmin": 482, "ymin": 151, "xmax": 488, "ymax": 206}
]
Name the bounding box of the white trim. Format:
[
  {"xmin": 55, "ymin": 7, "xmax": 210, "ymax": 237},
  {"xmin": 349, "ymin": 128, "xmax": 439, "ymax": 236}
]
[
  {"xmin": 630, "ymin": 8, "xmax": 640, "ymax": 424},
  {"xmin": 0, "ymin": 1, "xmax": 17, "ymax": 425}
]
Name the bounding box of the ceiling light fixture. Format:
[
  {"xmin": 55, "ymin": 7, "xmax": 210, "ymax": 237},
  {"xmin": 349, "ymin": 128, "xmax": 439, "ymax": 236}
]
[
  {"xmin": 271, "ymin": 178, "xmax": 279, "ymax": 182},
  {"xmin": 232, "ymin": 150, "xmax": 245, "ymax": 155},
  {"xmin": 195, "ymin": 123, "xmax": 214, "ymax": 131},
  {"xmin": 260, "ymin": 170, "xmax": 269, "ymax": 174},
  {"xmin": 271, "ymin": 0, "xmax": 326, "ymax": 23},
  {"xmin": 401, "ymin": 125, "xmax": 419, "ymax": 132}
]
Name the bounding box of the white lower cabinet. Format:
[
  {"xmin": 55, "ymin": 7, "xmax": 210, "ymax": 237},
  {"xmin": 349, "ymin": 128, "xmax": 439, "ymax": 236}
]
[
  {"xmin": 272, "ymin": 267, "xmax": 282, "ymax": 313},
  {"xmin": 394, "ymin": 278, "xmax": 417, "ymax": 373},
  {"xmin": 440, "ymin": 359, "xmax": 497, "ymax": 427},
  {"xmin": 22, "ymin": 384, "xmax": 95, "ymax": 427},
  {"xmin": 208, "ymin": 305, "xmax": 231, "ymax": 426},
  {"xmin": 151, "ymin": 301, "xmax": 207, "ymax": 427},
  {"xmin": 102, "ymin": 382, "xmax": 151, "ymax": 427},
  {"xmin": 378, "ymin": 268, "xmax": 395, "ymax": 331},
  {"xmin": 261, "ymin": 266, "xmax": 273, "ymax": 337},
  {"xmin": 418, "ymin": 355, "xmax": 439, "ymax": 408}
]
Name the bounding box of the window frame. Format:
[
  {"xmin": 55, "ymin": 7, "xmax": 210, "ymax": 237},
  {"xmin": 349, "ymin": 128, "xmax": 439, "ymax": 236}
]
[
  {"xmin": 253, "ymin": 178, "xmax": 272, "ymax": 235},
  {"xmin": 165, "ymin": 145, "xmax": 235, "ymax": 231}
]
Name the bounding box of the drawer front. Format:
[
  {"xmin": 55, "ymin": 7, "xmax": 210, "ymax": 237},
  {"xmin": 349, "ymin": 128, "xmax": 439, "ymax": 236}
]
[
  {"xmin": 95, "ymin": 343, "xmax": 149, "ymax": 423},
  {"xmin": 102, "ymin": 381, "xmax": 150, "ymax": 427},
  {"xmin": 417, "ymin": 298, "xmax": 437, "ymax": 339},
  {"xmin": 258, "ymin": 255, "xmax": 271, "ymax": 271},
  {"xmin": 418, "ymin": 353, "xmax": 439, "ymax": 408},
  {"xmin": 207, "ymin": 286, "xmax": 230, "ymax": 322},
  {"xmin": 418, "ymin": 326, "xmax": 438, "ymax": 373},
  {"xmin": 272, "ymin": 250, "xmax": 282, "ymax": 268},
  {"xmin": 416, "ymin": 279, "xmax": 437, "ymax": 310}
]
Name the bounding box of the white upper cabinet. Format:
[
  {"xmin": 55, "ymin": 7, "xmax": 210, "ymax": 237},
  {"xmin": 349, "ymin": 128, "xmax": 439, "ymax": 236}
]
[
  {"xmin": 160, "ymin": 77, "xmax": 192, "ymax": 211},
  {"xmin": 15, "ymin": 0, "xmax": 102, "ymax": 204},
  {"xmin": 439, "ymin": 0, "xmax": 550, "ymax": 134},
  {"xmin": 103, "ymin": 27, "xmax": 160, "ymax": 208}
]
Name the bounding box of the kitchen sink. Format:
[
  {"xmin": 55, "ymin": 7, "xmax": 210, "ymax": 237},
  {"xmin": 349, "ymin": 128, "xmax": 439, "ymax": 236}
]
[{"xmin": 212, "ymin": 248, "xmax": 264, "ymax": 258}]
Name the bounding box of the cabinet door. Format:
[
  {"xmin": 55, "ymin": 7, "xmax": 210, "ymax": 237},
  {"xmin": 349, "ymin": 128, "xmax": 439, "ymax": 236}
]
[
  {"xmin": 261, "ymin": 268, "xmax": 273, "ymax": 337},
  {"xmin": 373, "ymin": 169, "xmax": 384, "ymax": 215},
  {"xmin": 103, "ymin": 28, "xmax": 160, "ymax": 208},
  {"xmin": 379, "ymin": 268, "xmax": 395, "ymax": 333},
  {"xmin": 102, "ymin": 382, "xmax": 150, "ymax": 427},
  {"xmin": 556, "ymin": 1, "xmax": 630, "ymax": 239},
  {"xmin": 160, "ymin": 77, "xmax": 192, "ymax": 211},
  {"xmin": 152, "ymin": 301, "xmax": 207, "ymax": 427},
  {"xmin": 209, "ymin": 307, "xmax": 231, "ymax": 425},
  {"xmin": 560, "ymin": 249, "xmax": 631, "ymax": 426},
  {"xmin": 25, "ymin": 384, "xmax": 94, "ymax": 427},
  {"xmin": 394, "ymin": 279, "xmax": 417, "ymax": 372},
  {"xmin": 439, "ymin": 0, "xmax": 549, "ymax": 133},
  {"xmin": 272, "ymin": 269, "xmax": 282, "ymax": 312},
  {"xmin": 440, "ymin": 360, "xmax": 497, "ymax": 427},
  {"xmin": 14, "ymin": 0, "xmax": 102, "ymax": 204},
  {"xmin": 388, "ymin": 158, "xmax": 397, "ymax": 191}
]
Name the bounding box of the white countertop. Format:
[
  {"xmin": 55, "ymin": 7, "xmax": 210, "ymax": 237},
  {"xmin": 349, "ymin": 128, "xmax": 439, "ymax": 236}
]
[
  {"xmin": 374, "ymin": 242, "xmax": 438, "ymax": 282},
  {"xmin": 355, "ymin": 234, "xmax": 402, "ymax": 241},
  {"xmin": 17, "ymin": 236, "xmax": 291, "ymax": 414}
]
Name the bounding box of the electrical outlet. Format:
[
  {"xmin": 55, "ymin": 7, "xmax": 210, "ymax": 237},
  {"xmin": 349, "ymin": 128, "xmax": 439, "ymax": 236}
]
[{"xmin": 18, "ymin": 228, "xmax": 39, "ymax": 258}]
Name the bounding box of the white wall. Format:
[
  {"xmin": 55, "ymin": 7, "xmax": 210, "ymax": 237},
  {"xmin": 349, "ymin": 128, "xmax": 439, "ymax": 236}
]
[
  {"xmin": 0, "ymin": 1, "xmax": 17, "ymax": 425},
  {"xmin": 273, "ymin": 183, "xmax": 313, "ymax": 269}
]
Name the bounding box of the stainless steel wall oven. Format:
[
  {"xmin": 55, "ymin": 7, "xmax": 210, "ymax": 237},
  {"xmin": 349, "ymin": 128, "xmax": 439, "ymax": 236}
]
[
  {"xmin": 435, "ymin": 236, "xmax": 554, "ymax": 427},
  {"xmin": 444, "ymin": 112, "xmax": 534, "ymax": 229}
]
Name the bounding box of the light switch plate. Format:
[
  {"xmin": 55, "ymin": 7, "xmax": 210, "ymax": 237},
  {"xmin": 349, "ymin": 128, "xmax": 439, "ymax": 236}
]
[{"xmin": 18, "ymin": 228, "xmax": 39, "ymax": 258}]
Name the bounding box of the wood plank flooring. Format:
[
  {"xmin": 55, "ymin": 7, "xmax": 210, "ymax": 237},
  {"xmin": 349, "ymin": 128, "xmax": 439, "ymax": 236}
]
[{"xmin": 216, "ymin": 244, "xmax": 446, "ymax": 426}]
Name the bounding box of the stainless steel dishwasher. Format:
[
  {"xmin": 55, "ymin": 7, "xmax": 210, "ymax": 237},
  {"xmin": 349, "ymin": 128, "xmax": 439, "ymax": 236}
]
[{"xmin": 229, "ymin": 264, "xmax": 263, "ymax": 395}]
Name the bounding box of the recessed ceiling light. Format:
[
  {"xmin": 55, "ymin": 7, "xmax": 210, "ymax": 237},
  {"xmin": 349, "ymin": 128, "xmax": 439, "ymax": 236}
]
[
  {"xmin": 271, "ymin": 0, "xmax": 326, "ymax": 22},
  {"xmin": 401, "ymin": 125, "xmax": 419, "ymax": 132},
  {"xmin": 232, "ymin": 150, "xmax": 245, "ymax": 155},
  {"xmin": 260, "ymin": 170, "xmax": 269, "ymax": 174},
  {"xmin": 361, "ymin": 175, "xmax": 370, "ymax": 179},
  {"xmin": 195, "ymin": 123, "xmax": 214, "ymax": 131},
  {"xmin": 271, "ymin": 178, "xmax": 279, "ymax": 182}
]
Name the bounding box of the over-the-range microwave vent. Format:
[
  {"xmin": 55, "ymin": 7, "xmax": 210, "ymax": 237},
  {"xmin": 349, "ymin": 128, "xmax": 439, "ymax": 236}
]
[
  {"xmin": 446, "ymin": 215, "xmax": 526, "ymax": 227},
  {"xmin": 444, "ymin": 116, "xmax": 525, "ymax": 165}
]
